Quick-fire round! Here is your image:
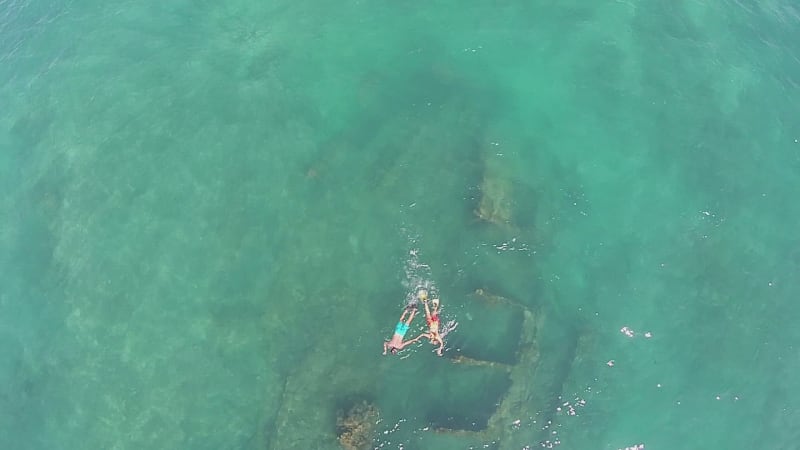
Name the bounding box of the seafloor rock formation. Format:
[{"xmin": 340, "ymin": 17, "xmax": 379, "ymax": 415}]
[
  {"xmin": 475, "ymin": 170, "xmax": 513, "ymax": 225},
  {"xmin": 336, "ymin": 400, "xmax": 380, "ymax": 450}
]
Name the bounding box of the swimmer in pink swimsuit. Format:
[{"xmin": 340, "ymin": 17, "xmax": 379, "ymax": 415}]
[{"xmin": 414, "ymin": 293, "xmax": 447, "ymax": 356}]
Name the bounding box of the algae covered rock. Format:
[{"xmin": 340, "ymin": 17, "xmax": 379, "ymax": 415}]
[
  {"xmin": 336, "ymin": 400, "xmax": 379, "ymax": 450},
  {"xmin": 475, "ymin": 173, "xmax": 513, "ymax": 225},
  {"xmin": 473, "ymin": 150, "xmax": 521, "ymax": 228}
]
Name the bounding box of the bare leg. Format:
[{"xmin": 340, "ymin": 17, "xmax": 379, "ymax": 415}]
[
  {"xmin": 404, "ymin": 308, "xmax": 417, "ymax": 325},
  {"xmin": 399, "ymin": 310, "xmax": 408, "ymax": 323},
  {"xmin": 435, "ymin": 339, "xmax": 444, "ymax": 356}
]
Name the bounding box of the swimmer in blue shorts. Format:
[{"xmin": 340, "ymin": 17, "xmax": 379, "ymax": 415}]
[{"xmin": 382, "ymin": 289, "xmax": 427, "ymax": 355}]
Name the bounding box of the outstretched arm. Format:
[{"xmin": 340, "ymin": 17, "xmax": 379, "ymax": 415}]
[
  {"xmin": 406, "ymin": 333, "xmax": 430, "ymax": 346},
  {"xmin": 383, "ymin": 341, "xmax": 389, "ymax": 355},
  {"xmin": 422, "ymin": 301, "xmax": 432, "ymax": 319}
]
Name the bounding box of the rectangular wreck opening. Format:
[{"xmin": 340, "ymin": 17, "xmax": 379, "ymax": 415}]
[
  {"xmin": 448, "ymin": 299, "xmax": 526, "ymax": 365},
  {"xmin": 423, "ymin": 366, "xmax": 511, "ymax": 432}
]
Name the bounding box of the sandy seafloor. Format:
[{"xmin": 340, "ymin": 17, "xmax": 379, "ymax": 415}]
[{"xmin": 2, "ymin": 0, "xmax": 800, "ymax": 449}]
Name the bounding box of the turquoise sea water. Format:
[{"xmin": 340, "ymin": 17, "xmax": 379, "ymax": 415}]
[{"xmin": 2, "ymin": 0, "xmax": 800, "ymax": 449}]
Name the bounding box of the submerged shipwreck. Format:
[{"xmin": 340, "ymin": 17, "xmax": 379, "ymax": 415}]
[{"xmin": 263, "ymin": 67, "xmax": 585, "ymax": 449}]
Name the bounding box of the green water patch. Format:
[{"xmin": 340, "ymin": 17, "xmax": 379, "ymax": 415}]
[
  {"xmin": 306, "ymin": 69, "xmax": 493, "ymax": 206},
  {"xmin": 0, "ymin": 334, "xmax": 50, "ymax": 449},
  {"xmin": 9, "ymin": 109, "xmax": 54, "ymax": 160},
  {"xmin": 0, "ymin": 155, "xmax": 74, "ymax": 450},
  {"xmin": 410, "ymin": 431, "xmax": 500, "ymax": 450}
]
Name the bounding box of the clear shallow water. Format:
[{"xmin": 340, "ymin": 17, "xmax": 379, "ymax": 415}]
[{"xmin": 2, "ymin": 0, "xmax": 799, "ymax": 449}]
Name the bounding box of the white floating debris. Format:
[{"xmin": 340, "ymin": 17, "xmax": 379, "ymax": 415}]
[
  {"xmin": 620, "ymin": 326, "xmax": 635, "ymax": 338},
  {"xmin": 618, "ymin": 445, "xmax": 645, "ymax": 450}
]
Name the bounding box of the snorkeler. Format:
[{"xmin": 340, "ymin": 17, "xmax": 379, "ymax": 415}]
[
  {"xmin": 382, "ymin": 303, "xmax": 420, "ymax": 356},
  {"xmin": 418, "ymin": 293, "xmax": 446, "ymax": 356}
]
